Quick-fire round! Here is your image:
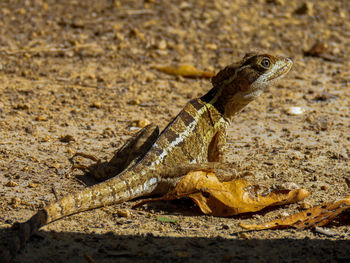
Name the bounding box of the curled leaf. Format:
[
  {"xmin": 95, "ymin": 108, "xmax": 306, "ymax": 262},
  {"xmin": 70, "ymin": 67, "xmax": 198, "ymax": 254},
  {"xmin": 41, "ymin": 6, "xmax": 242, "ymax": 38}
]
[
  {"xmin": 154, "ymin": 65, "xmax": 215, "ymax": 78},
  {"xmin": 159, "ymin": 170, "xmax": 309, "ymax": 217},
  {"xmin": 241, "ymin": 196, "xmax": 350, "ymax": 230}
]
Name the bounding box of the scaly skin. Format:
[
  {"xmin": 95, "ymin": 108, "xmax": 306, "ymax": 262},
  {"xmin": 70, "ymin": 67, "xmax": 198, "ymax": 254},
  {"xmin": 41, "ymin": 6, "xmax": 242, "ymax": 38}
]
[{"xmin": 4, "ymin": 53, "xmax": 292, "ymax": 260}]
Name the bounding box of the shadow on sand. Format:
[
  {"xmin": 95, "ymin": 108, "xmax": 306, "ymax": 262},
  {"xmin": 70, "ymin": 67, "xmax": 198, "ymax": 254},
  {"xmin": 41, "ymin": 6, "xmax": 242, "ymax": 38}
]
[{"xmin": 1, "ymin": 226, "xmax": 350, "ymax": 263}]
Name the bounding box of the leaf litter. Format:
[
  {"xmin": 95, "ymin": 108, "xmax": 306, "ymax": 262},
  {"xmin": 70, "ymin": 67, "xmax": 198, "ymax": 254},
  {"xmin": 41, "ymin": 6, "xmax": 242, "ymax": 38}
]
[
  {"xmin": 241, "ymin": 195, "xmax": 350, "ymax": 230},
  {"xmin": 137, "ymin": 170, "xmax": 349, "ymax": 231},
  {"xmin": 137, "ymin": 169, "xmax": 309, "ymax": 217},
  {"xmin": 154, "ymin": 65, "xmax": 215, "ymax": 78}
]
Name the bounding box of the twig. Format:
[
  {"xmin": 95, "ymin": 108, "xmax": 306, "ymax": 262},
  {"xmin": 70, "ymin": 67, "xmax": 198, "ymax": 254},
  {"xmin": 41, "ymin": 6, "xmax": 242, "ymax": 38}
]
[{"xmin": 51, "ymin": 186, "xmax": 59, "ymax": 201}]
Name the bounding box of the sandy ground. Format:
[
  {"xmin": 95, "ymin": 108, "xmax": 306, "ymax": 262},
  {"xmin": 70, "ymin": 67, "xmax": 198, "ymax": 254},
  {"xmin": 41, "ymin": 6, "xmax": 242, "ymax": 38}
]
[{"xmin": 0, "ymin": 0, "xmax": 350, "ymax": 262}]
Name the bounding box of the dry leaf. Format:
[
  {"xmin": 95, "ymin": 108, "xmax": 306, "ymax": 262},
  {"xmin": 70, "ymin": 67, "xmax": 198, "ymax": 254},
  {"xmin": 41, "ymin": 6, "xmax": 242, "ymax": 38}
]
[
  {"xmin": 304, "ymin": 41, "xmax": 328, "ymax": 57},
  {"xmin": 241, "ymin": 196, "xmax": 350, "ymax": 230},
  {"xmin": 140, "ymin": 170, "xmax": 309, "ymax": 217},
  {"xmin": 303, "ymin": 41, "xmax": 341, "ymax": 62},
  {"xmin": 154, "ymin": 65, "xmax": 215, "ymax": 78}
]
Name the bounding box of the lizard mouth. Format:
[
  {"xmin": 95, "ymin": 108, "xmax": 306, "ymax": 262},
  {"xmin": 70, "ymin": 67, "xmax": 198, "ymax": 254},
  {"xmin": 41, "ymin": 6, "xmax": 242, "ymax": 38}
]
[{"xmin": 268, "ymin": 58, "xmax": 293, "ymax": 81}]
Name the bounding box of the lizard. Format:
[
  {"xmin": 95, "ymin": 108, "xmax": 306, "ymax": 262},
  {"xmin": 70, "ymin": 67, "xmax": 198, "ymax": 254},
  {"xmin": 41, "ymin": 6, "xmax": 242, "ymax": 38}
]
[{"xmin": 3, "ymin": 52, "xmax": 292, "ymax": 260}]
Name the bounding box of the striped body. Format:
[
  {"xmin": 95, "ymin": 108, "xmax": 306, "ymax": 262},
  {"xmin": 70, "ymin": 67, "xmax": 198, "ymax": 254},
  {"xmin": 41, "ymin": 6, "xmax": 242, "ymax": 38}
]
[{"xmin": 44, "ymin": 98, "xmax": 226, "ymax": 223}]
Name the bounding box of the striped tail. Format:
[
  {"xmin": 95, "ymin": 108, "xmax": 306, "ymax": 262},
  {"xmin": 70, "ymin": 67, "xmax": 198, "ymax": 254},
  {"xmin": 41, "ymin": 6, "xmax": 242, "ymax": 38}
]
[{"xmin": 8, "ymin": 169, "xmax": 159, "ymax": 257}]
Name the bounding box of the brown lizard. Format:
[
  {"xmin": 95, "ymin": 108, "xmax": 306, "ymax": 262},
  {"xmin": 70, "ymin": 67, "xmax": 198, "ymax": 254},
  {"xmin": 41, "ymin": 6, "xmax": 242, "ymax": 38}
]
[{"xmin": 4, "ymin": 52, "xmax": 292, "ymax": 259}]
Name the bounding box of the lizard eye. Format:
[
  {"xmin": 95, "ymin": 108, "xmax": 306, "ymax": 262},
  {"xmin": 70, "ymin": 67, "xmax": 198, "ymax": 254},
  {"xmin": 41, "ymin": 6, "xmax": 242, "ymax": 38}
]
[{"xmin": 261, "ymin": 58, "xmax": 271, "ymax": 69}]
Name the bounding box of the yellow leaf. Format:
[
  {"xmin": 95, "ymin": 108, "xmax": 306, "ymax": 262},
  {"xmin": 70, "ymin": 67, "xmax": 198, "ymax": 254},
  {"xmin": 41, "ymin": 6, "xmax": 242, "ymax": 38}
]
[
  {"xmin": 161, "ymin": 170, "xmax": 309, "ymax": 217},
  {"xmin": 154, "ymin": 65, "xmax": 215, "ymax": 78}
]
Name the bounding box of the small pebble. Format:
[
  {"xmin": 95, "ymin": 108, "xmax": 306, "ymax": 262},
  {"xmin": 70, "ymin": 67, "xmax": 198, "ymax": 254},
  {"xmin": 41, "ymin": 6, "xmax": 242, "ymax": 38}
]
[
  {"xmin": 280, "ymin": 211, "xmax": 290, "ymax": 217},
  {"xmin": 281, "ymin": 182, "xmax": 300, "ymax": 190},
  {"xmin": 286, "ymin": 107, "xmax": 305, "ymax": 115},
  {"xmin": 36, "ymin": 115, "xmax": 47, "ymax": 121},
  {"xmin": 10, "ymin": 197, "xmax": 21, "ymax": 208},
  {"xmin": 238, "ymin": 233, "xmax": 249, "ymax": 239},
  {"xmin": 59, "ymin": 135, "xmax": 75, "ymax": 143},
  {"xmin": 42, "ymin": 135, "xmax": 51, "ymax": 142},
  {"xmin": 205, "ymin": 43, "xmax": 218, "ymax": 50},
  {"xmin": 6, "ymin": 180, "xmax": 18, "ymax": 187},
  {"xmin": 14, "ymin": 103, "xmax": 30, "ymax": 110},
  {"xmin": 222, "ymin": 224, "xmax": 229, "ymax": 230},
  {"xmin": 315, "ymin": 226, "xmax": 338, "ymax": 237},
  {"xmin": 158, "ymin": 39, "xmax": 167, "ymax": 50},
  {"xmin": 91, "ymin": 101, "xmax": 102, "ymax": 108},
  {"xmin": 318, "ymin": 118, "xmax": 329, "ymax": 131},
  {"xmin": 339, "ymin": 10, "xmax": 347, "ymax": 19},
  {"xmin": 306, "ymin": 115, "xmax": 314, "ymax": 124},
  {"xmin": 136, "ymin": 119, "xmax": 151, "ymax": 128},
  {"xmin": 293, "ymin": 2, "xmax": 313, "ymax": 16},
  {"xmin": 129, "ymin": 126, "xmax": 140, "ymax": 131},
  {"xmin": 116, "ymin": 209, "xmax": 131, "ymax": 218},
  {"xmin": 52, "ymin": 163, "xmax": 60, "ymax": 169},
  {"xmin": 18, "ymin": 8, "xmax": 26, "ymax": 15},
  {"xmin": 128, "ymin": 99, "xmax": 141, "ymax": 105}
]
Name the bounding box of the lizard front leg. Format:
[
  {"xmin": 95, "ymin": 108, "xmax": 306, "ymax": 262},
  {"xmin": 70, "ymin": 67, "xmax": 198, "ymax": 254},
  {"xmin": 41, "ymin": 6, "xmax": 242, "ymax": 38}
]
[
  {"xmin": 152, "ymin": 127, "xmax": 231, "ymax": 195},
  {"xmin": 208, "ymin": 129, "xmax": 227, "ymax": 163}
]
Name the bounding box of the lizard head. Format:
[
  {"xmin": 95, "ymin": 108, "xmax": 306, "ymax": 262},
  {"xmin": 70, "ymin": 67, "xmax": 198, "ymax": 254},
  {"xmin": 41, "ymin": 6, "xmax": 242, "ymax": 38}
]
[
  {"xmin": 238, "ymin": 53, "xmax": 293, "ymax": 98},
  {"xmin": 212, "ymin": 53, "xmax": 293, "ymax": 100},
  {"xmin": 210, "ymin": 53, "xmax": 293, "ymax": 120}
]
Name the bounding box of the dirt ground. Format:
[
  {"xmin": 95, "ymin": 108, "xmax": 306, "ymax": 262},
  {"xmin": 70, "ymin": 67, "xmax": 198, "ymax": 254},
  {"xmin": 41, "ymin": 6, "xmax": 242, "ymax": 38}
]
[{"xmin": 0, "ymin": 0, "xmax": 350, "ymax": 262}]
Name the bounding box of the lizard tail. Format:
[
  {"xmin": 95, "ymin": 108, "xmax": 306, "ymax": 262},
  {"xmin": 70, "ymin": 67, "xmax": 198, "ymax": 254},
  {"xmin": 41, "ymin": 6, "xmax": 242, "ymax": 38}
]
[{"xmin": 7, "ymin": 169, "xmax": 157, "ymax": 258}]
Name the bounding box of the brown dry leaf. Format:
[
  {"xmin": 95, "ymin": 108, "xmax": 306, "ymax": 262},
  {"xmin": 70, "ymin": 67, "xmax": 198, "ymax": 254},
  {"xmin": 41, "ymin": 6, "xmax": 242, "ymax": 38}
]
[
  {"xmin": 155, "ymin": 170, "xmax": 309, "ymax": 217},
  {"xmin": 241, "ymin": 196, "xmax": 350, "ymax": 230},
  {"xmin": 303, "ymin": 41, "xmax": 341, "ymax": 62},
  {"xmin": 304, "ymin": 41, "xmax": 328, "ymax": 57},
  {"xmin": 154, "ymin": 65, "xmax": 215, "ymax": 78}
]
